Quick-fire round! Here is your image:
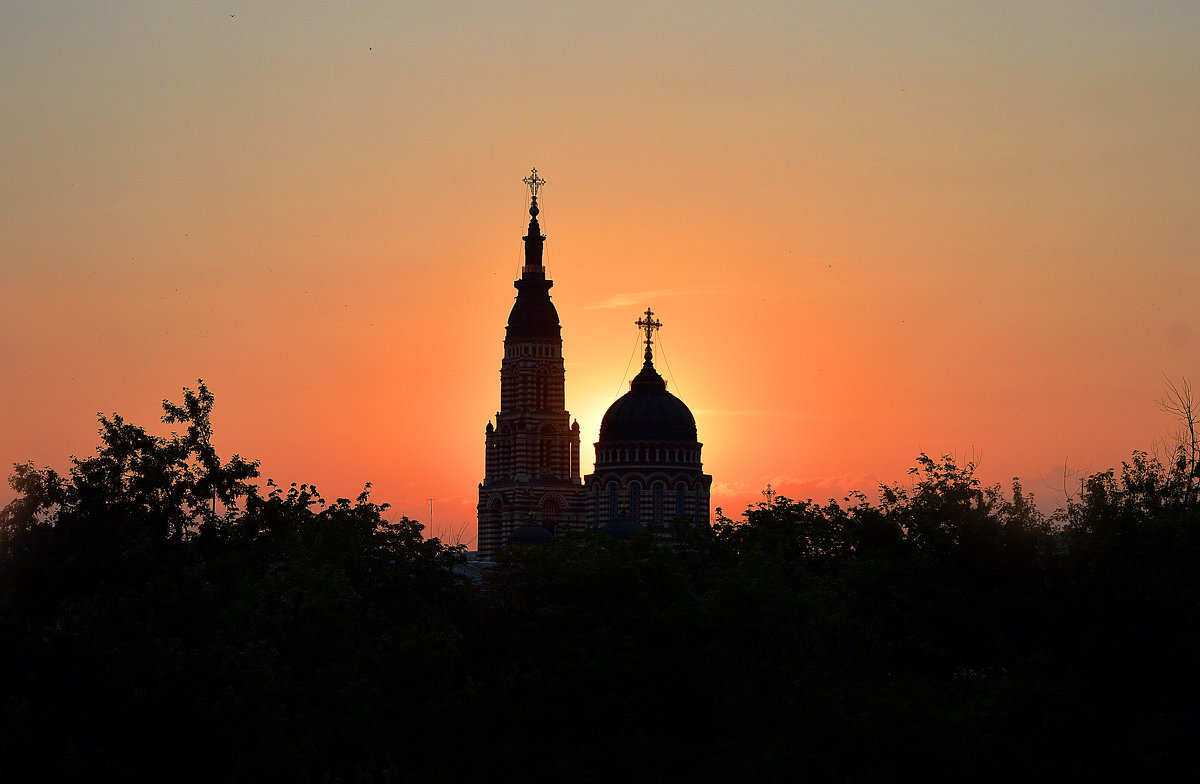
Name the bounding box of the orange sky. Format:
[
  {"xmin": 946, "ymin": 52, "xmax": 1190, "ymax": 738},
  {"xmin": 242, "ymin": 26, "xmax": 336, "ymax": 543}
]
[{"xmin": 2, "ymin": 3, "xmax": 1197, "ymax": 546}]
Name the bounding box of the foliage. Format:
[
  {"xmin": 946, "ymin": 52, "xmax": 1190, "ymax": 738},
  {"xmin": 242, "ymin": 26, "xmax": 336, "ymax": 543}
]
[
  {"xmin": 2, "ymin": 381, "xmax": 258, "ymax": 546},
  {"xmin": 0, "ymin": 383, "xmax": 467, "ymax": 782},
  {"xmin": 1, "ymin": 386, "xmax": 1198, "ymax": 780}
]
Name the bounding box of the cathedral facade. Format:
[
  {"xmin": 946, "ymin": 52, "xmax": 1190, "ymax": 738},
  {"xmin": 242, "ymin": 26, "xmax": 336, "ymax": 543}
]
[
  {"xmin": 476, "ymin": 171, "xmax": 710, "ymax": 558},
  {"xmin": 583, "ymin": 309, "xmax": 712, "ymax": 537}
]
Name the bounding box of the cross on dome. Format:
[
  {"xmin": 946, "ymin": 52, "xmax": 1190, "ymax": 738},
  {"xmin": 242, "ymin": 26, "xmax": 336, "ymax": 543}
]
[
  {"xmin": 523, "ymin": 168, "xmax": 546, "ymax": 199},
  {"xmin": 636, "ymin": 307, "xmax": 663, "ymax": 363}
]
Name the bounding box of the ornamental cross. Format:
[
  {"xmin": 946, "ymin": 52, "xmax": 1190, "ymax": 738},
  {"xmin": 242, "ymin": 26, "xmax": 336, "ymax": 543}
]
[
  {"xmin": 523, "ymin": 168, "xmax": 546, "ymax": 198},
  {"xmin": 636, "ymin": 307, "xmax": 662, "ymax": 362},
  {"xmin": 762, "ymin": 483, "xmax": 776, "ymax": 506}
]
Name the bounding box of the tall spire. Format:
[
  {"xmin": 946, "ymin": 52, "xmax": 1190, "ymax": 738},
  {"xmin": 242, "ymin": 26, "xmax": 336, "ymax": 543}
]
[
  {"xmin": 507, "ymin": 168, "xmax": 560, "ymax": 342},
  {"xmin": 522, "ymin": 168, "xmax": 546, "ymax": 274}
]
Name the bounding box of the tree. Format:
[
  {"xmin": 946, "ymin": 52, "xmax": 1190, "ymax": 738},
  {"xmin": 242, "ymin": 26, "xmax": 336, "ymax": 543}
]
[
  {"xmin": 161, "ymin": 381, "xmax": 260, "ymax": 533},
  {"xmin": 1, "ymin": 380, "xmax": 259, "ymax": 547},
  {"xmin": 0, "ymin": 382, "xmax": 469, "ymax": 782},
  {"xmin": 1160, "ymin": 375, "xmax": 1199, "ymax": 520}
]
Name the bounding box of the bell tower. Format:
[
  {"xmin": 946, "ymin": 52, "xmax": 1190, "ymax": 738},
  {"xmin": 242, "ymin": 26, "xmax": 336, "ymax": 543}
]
[{"xmin": 477, "ymin": 170, "xmax": 585, "ymax": 558}]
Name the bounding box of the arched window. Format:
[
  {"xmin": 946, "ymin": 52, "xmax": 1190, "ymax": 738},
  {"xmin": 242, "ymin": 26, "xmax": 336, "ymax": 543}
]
[
  {"xmin": 692, "ymin": 482, "xmax": 705, "ymax": 522},
  {"xmin": 652, "ymin": 483, "xmax": 665, "ymax": 525},
  {"xmin": 675, "ymin": 484, "xmax": 687, "ymax": 519},
  {"xmin": 540, "ymin": 496, "xmax": 561, "ymax": 533},
  {"xmin": 609, "ymin": 484, "xmax": 619, "ymax": 521},
  {"xmin": 629, "ymin": 483, "xmax": 641, "ymax": 521}
]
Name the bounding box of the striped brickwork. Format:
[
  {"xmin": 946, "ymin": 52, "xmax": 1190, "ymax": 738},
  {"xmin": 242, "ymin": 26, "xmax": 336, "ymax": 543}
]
[
  {"xmin": 477, "ymin": 340, "xmax": 585, "ymax": 557},
  {"xmin": 584, "ymin": 439, "xmax": 711, "ymax": 533},
  {"xmin": 477, "ymin": 192, "xmax": 584, "ymax": 558}
]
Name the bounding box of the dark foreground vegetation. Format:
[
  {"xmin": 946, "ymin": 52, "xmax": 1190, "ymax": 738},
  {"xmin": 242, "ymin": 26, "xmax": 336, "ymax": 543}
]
[{"xmin": 2, "ymin": 384, "xmax": 1198, "ymax": 781}]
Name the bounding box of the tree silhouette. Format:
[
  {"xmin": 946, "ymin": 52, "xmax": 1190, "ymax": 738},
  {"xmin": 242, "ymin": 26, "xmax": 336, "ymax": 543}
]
[
  {"xmin": 1, "ymin": 385, "xmax": 1197, "ymax": 780},
  {"xmin": 1160, "ymin": 375, "xmax": 1199, "ymax": 520},
  {"xmin": 2, "ymin": 380, "xmax": 259, "ymax": 545}
]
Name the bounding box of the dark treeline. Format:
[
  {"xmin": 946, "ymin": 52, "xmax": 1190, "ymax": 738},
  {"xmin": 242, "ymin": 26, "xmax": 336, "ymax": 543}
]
[{"xmin": 2, "ymin": 384, "xmax": 1198, "ymax": 781}]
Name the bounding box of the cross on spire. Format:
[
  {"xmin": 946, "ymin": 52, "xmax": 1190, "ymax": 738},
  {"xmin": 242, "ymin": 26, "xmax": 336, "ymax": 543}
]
[
  {"xmin": 523, "ymin": 168, "xmax": 546, "ymax": 199},
  {"xmin": 762, "ymin": 483, "xmax": 776, "ymax": 506},
  {"xmin": 636, "ymin": 307, "xmax": 662, "ymax": 363}
]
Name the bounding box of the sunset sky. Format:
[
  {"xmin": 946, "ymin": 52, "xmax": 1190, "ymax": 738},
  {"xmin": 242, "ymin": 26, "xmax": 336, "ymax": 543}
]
[{"xmin": 2, "ymin": 2, "xmax": 1197, "ymax": 545}]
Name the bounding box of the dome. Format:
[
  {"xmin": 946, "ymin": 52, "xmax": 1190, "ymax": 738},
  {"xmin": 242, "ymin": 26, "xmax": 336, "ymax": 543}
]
[
  {"xmin": 505, "ymin": 278, "xmax": 561, "ymax": 342},
  {"xmin": 601, "ymin": 508, "xmax": 644, "ymax": 540},
  {"xmin": 598, "ymin": 361, "xmax": 697, "ymax": 443},
  {"xmin": 508, "ymin": 516, "xmax": 554, "ymax": 546}
]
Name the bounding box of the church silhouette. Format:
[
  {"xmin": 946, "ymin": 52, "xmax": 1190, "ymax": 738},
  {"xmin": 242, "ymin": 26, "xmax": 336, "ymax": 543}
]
[{"xmin": 476, "ymin": 170, "xmax": 712, "ymax": 558}]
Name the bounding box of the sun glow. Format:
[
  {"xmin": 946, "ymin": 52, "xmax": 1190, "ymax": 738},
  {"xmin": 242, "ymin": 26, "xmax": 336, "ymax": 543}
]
[{"xmin": 3, "ymin": 4, "xmax": 1197, "ymax": 547}]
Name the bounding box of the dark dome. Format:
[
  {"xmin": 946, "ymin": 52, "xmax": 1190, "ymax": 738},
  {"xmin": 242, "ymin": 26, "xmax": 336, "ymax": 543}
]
[
  {"xmin": 601, "ymin": 509, "xmax": 644, "ymax": 540},
  {"xmin": 505, "ymin": 279, "xmax": 561, "ymax": 342},
  {"xmin": 599, "ymin": 361, "xmax": 697, "ymax": 443},
  {"xmin": 508, "ymin": 517, "xmax": 554, "ymax": 546}
]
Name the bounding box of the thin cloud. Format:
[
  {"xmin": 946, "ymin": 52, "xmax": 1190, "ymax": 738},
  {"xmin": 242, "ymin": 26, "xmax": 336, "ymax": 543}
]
[
  {"xmin": 710, "ymin": 480, "xmax": 753, "ymax": 496},
  {"xmin": 586, "ymin": 288, "xmax": 713, "ymax": 310},
  {"xmin": 694, "ymin": 409, "xmax": 805, "ymax": 418},
  {"xmin": 766, "ymin": 474, "xmax": 883, "ymax": 493},
  {"xmin": 711, "ymin": 474, "xmax": 885, "ymax": 503}
]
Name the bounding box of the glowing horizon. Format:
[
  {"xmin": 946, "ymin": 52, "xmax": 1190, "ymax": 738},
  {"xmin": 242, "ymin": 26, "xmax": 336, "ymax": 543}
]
[{"xmin": 2, "ymin": 3, "xmax": 1197, "ymax": 546}]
